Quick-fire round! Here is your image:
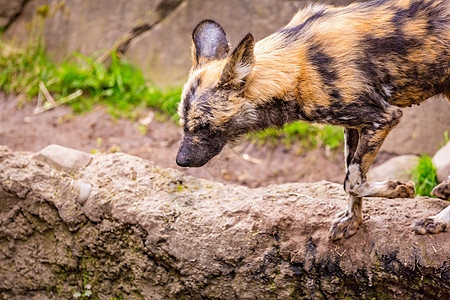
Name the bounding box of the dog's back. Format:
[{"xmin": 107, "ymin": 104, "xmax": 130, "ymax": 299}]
[{"xmin": 251, "ymin": 0, "xmax": 450, "ymax": 110}]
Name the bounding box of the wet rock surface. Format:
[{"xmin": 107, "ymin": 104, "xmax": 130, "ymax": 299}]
[{"xmin": 0, "ymin": 145, "xmax": 449, "ymax": 299}]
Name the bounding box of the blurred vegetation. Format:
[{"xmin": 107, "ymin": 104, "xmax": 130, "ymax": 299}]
[
  {"xmin": 0, "ymin": 39, "xmax": 182, "ymax": 120},
  {"xmin": 249, "ymin": 122, "xmax": 343, "ymax": 151},
  {"xmin": 0, "ymin": 34, "xmax": 343, "ymax": 150},
  {"xmin": 441, "ymin": 130, "xmax": 449, "ymax": 147},
  {"xmin": 411, "ymin": 154, "xmax": 438, "ymax": 197}
]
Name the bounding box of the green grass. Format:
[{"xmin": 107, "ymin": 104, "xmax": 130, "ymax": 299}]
[
  {"xmin": 441, "ymin": 130, "xmax": 449, "ymax": 147},
  {"xmin": 411, "ymin": 154, "xmax": 439, "ymax": 197},
  {"xmin": 0, "ymin": 37, "xmax": 343, "ymax": 150},
  {"xmin": 249, "ymin": 121, "xmax": 344, "ymax": 151},
  {"xmin": 0, "ymin": 39, "xmax": 181, "ymax": 120}
]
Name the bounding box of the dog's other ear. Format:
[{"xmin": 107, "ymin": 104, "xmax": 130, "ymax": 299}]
[
  {"xmin": 220, "ymin": 33, "xmax": 255, "ymax": 90},
  {"xmin": 192, "ymin": 20, "xmax": 230, "ymax": 68}
]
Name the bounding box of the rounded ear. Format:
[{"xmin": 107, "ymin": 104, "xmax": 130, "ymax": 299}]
[
  {"xmin": 192, "ymin": 20, "xmax": 230, "ymax": 68},
  {"xmin": 220, "ymin": 33, "xmax": 255, "ymax": 90}
]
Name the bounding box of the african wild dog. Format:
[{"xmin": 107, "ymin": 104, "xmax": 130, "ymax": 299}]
[{"xmin": 176, "ymin": 0, "xmax": 450, "ymax": 240}]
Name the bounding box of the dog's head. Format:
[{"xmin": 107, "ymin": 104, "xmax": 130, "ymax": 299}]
[{"xmin": 176, "ymin": 20, "xmax": 257, "ymax": 167}]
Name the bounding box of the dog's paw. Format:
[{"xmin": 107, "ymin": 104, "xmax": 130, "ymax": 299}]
[
  {"xmin": 412, "ymin": 218, "xmax": 448, "ymax": 235},
  {"xmin": 329, "ymin": 212, "xmax": 362, "ymax": 241},
  {"xmin": 431, "ymin": 179, "xmax": 450, "ymax": 200},
  {"xmin": 387, "ymin": 180, "xmax": 415, "ymax": 198}
]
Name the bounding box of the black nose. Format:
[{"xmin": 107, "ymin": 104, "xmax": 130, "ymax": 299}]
[{"xmin": 176, "ymin": 153, "xmax": 190, "ymax": 167}]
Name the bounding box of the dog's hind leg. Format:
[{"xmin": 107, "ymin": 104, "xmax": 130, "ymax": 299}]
[
  {"xmin": 410, "ymin": 91, "xmax": 450, "ymax": 234},
  {"xmin": 412, "ymin": 178, "xmax": 450, "ymax": 234},
  {"xmin": 412, "ymin": 205, "xmax": 450, "ymax": 234},
  {"xmin": 343, "ymin": 106, "xmax": 414, "ymax": 199},
  {"xmin": 350, "ymin": 180, "xmax": 415, "ymax": 198}
]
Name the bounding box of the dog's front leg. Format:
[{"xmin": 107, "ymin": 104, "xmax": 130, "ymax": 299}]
[
  {"xmin": 330, "ymin": 128, "xmax": 363, "ymax": 240},
  {"xmin": 330, "ymin": 107, "xmax": 407, "ymax": 240}
]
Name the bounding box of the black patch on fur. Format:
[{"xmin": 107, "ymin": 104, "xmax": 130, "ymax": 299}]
[
  {"xmin": 393, "ymin": 0, "xmax": 426, "ymax": 22},
  {"xmin": 365, "ymin": 1, "xmax": 427, "ymax": 59},
  {"xmin": 355, "ymin": 58, "xmax": 394, "ymax": 100},
  {"xmin": 362, "ymin": 31, "xmax": 423, "ymax": 58},
  {"xmin": 344, "ymin": 128, "xmax": 359, "ymax": 168},
  {"xmin": 308, "ymin": 44, "xmax": 338, "ymax": 83},
  {"xmin": 330, "ymin": 90, "xmax": 342, "ymax": 100},
  {"xmin": 308, "ymin": 43, "xmax": 341, "ymax": 100},
  {"xmin": 277, "ymin": 10, "xmax": 327, "ymax": 43},
  {"xmin": 359, "ymin": 30, "xmax": 424, "ymax": 106},
  {"xmin": 356, "ymin": 58, "xmax": 377, "ymax": 80},
  {"xmin": 249, "ymin": 98, "xmax": 303, "ymax": 132},
  {"xmin": 392, "ymin": 0, "xmax": 448, "ymax": 35},
  {"xmin": 299, "ymin": 97, "xmax": 392, "ymax": 128}
]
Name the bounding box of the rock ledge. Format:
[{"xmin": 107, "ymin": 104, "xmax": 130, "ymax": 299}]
[{"xmin": 0, "ymin": 145, "xmax": 449, "ymax": 299}]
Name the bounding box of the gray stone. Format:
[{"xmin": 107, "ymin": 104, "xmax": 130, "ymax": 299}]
[
  {"xmin": 367, "ymin": 155, "xmax": 419, "ymax": 182},
  {"xmin": 34, "ymin": 144, "xmax": 92, "ymax": 172},
  {"xmin": 75, "ymin": 179, "xmax": 92, "ymax": 205},
  {"xmin": 433, "ymin": 141, "xmax": 450, "ymax": 183}
]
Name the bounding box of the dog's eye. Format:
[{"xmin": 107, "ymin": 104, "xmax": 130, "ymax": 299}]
[{"xmin": 192, "ymin": 123, "xmax": 210, "ymax": 134}]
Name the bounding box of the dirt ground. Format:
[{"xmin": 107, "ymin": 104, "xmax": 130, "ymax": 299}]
[{"xmin": 0, "ymin": 92, "xmax": 393, "ymax": 188}]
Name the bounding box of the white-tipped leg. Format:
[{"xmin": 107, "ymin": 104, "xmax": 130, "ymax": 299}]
[
  {"xmin": 354, "ymin": 180, "xmax": 415, "ymax": 198},
  {"xmin": 329, "ymin": 196, "xmax": 363, "ymax": 241},
  {"xmin": 412, "ymin": 205, "xmax": 450, "ymax": 235}
]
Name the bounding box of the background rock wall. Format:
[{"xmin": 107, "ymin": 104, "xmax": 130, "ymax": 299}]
[
  {"xmin": 1, "ymin": 0, "xmax": 449, "ymax": 155},
  {"xmin": 0, "ymin": 0, "xmax": 27, "ymax": 28}
]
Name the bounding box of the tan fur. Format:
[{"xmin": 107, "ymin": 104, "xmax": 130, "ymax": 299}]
[{"xmin": 237, "ymin": 0, "xmax": 450, "ymax": 111}]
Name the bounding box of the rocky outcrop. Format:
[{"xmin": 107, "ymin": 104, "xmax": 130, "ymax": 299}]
[
  {"xmin": 380, "ymin": 95, "xmax": 450, "ymax": 156},
  {"xmin": 4, "ymin": 0, "xmax": 185, "ymax": 64},
  {"xmin": 0, "ymin": 145, "xmax": 449, "ymax": 299},
  {"xmin": 367, "ymin": 154, "xmax": 418, "ymax": 182}
]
